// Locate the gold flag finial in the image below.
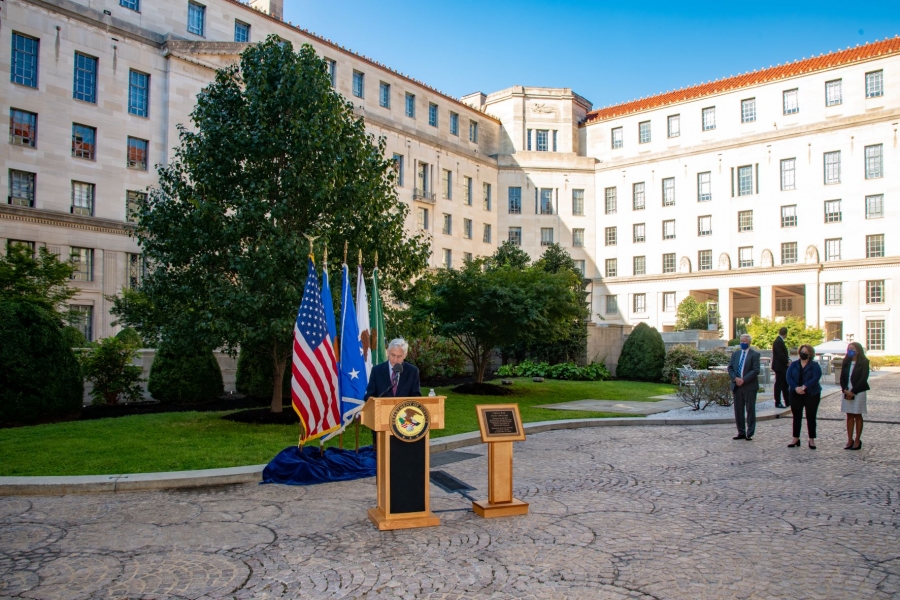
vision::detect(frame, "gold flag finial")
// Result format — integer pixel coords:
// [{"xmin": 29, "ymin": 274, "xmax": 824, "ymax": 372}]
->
[
  {"xmin": 343, "ymin": 240, "xmax": 348, "ymax": 265},
  {"xmin": 303, "ymin": 233, "xmax": 318, "ymax": 257},
  {"xmin": 323, "ymin": 245, "xmax": 328, "ymax": 264},
  {"xmin": 374, "ymin": 251, "xmax": 378, "ymax": 268},
  {"xmin": 358, "ymin": 249, "xmax": 362, "ymax": 266}
]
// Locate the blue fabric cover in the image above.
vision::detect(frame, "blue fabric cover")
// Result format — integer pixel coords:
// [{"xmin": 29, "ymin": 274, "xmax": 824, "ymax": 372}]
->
[{"xmin": 261, "ymin": 445, "xmax": 375, "ymax": 486}]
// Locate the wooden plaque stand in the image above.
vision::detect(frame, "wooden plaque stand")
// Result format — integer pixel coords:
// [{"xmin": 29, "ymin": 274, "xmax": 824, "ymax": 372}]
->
[
  {"xmin": 472, "ymin": 404, "xmax": 529, "ymax": 518},
  {"xmin": 359, "ymin": 396, "xmax": 445, "ymax": 531}
]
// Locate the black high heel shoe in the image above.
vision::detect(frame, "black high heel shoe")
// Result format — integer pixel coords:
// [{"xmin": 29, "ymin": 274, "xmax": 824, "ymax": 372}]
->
[
  {"xmin": 808, "ymin": 441, "xmax": 816, "ymax": 450},
  {"xmin": 787, "ymin": 440, "xmax": 800, "ymax": 447},
  {"xmin": 851, "ymin": 440, "xmax": 862, "ymax": 450}
]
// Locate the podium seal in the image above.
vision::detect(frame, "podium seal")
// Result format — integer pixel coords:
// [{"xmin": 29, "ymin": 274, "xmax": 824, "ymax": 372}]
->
[{"xmin": 389, "ymin": 400, "xmax": 430, "ymax": 442}]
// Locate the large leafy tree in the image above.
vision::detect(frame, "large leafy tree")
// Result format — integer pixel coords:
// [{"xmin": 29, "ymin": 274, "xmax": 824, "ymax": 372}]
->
[
  {"xmin": 132, "ymin": 37, "xmax": 429, "ymax": 412},
  {"xmin": 675, "ymin": 296, "xmax": 722, "ymax": 335},
  {"xmin": 0, "ymin": 244, "xmax": 76, "ymax": 315},
  {"xmin": 746, "ymin": 315, "xmax": 823, "ymax": 350}
]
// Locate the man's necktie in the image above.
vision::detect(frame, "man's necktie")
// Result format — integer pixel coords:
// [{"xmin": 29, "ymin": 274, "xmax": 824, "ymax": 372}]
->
[
  {"xmin": 738, "ymin": 351, "xmax": 746, "ymax": 377},
  {"xmin": 391, "ymin": 371, "xmax": 399, "ymax": 396}
]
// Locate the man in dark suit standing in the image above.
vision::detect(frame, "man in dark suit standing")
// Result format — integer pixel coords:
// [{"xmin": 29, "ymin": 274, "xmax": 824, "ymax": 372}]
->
[
  {"xmin": 772, "ymin": 326, "xmax": 791, "ymax": 408},
  {"xmin": 728, "ymin": 333, "xmax": 761, "ymax": 440},
  {"xmin": 364, "ymin": 338, "xmax": 422, "ymax": 401}
]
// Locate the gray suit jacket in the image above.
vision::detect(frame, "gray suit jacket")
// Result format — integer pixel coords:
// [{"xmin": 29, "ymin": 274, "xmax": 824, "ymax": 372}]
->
[{"xmin": 727, "ymin": 348, "xmax": 760, "ymax": 392}]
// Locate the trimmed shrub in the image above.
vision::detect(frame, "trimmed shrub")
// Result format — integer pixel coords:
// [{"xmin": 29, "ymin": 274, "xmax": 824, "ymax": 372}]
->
[
  {"xmin": 616, "ymin": 322, "xmax": 666, "ymax": 382},
  {"xmin": 0, "ymin": 301, "xmax": 83, "ymax": 424},
  {"xmin": 148, "ymin": 338, "xmax": 223, "ymax": 404},
  {"xmin": 869, "ymin": 356, "xmax": 900, "ymax": 369},
  {"xmin": 662, "ymin": 344, "xmax": 702, "ymax": 384},
  {"xmin": 235, "ymin": 347, "xmax": 291, "ymax": 400},
  {"xmin": 115, "ymin": 327, "xmax": 143, "ymax": 348},
  {"xmin": 80, "ymin": 336, "xmax": 144, "ymax": 405},
  {"xmin": 496, "ymin": 359, "xmax": 611, "ymax": 381},
  {"xmin": 703, "ymin": 347, "xmax": 731, "ymax": 369},
  {"xmin": 407, "ymin": 336, "xmax": 468, "ymax": 380},
  {"xmin": 61, "ymin": 325, "xmax": 88, "ymax": 349}
]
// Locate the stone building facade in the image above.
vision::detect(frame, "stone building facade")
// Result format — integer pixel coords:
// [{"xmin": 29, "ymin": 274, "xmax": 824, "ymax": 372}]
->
[{"xmin": 2, "ymin": 0, "xmax": 898, "ymax": 354}]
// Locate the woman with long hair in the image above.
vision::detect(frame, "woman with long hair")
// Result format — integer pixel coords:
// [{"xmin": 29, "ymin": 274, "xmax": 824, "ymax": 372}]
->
[
  {"xmin": 785, "ymin": 344, "xmax": 823, "ymax": 449},
  {"xmin": 840, "ymin": 342, "xmax": 870, "ymax": 450}
]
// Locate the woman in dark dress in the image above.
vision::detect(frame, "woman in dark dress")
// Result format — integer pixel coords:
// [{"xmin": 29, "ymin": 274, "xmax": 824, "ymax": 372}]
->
[
  {"xmin": 785, "ymin": 344, "xmax": 823, "ymax": 449},
  {"xmin": 840, "ymin": 342, "xmax": 870, "ymax": 450}
]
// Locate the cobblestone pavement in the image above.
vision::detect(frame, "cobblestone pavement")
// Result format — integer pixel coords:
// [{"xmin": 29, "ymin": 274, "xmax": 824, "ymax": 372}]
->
[{"xmin": 2, "ymin": 375, "xmax": 899, "ymax": 600}]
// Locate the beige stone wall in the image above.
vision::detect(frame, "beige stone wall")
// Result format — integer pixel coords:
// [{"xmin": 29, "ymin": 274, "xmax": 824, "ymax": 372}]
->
[{"xmin": 586, "ymin": 323, "xmax": 632, "ymax": 375}]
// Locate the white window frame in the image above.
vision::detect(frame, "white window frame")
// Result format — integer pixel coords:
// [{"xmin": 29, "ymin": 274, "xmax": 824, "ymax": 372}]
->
[
  {"xmin": 702, "ymin": 107, "xmax": 715, "ymax": 131},
  {"xmin": 783, "ymin": 89, "xmax": 799, "ymax": 115},
  {"xmin": 825, "ymin": 79, "xmax": 842, "ymax": 106},
  {"xmin": 741, "ymin": 98, "xmax": 756, "ymax": 123},
  {"xmin": 667, "ymin": 114, "xmax": 680, "ymax": 138}
]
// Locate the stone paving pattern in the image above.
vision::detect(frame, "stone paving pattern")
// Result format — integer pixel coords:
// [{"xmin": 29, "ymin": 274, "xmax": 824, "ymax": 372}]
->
[{"xmin": 2, "ymin": 375, "xmax": 899, "ymax": 599}]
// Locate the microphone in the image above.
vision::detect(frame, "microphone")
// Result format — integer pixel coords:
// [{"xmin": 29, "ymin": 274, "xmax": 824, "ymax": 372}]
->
[
  {"xmin": 375, "ymin": 362, "xmax": 404, "ymax": 397},
  {"xmin": 393, "ymin": 362, "xmax": 403, "ymax": 375}
]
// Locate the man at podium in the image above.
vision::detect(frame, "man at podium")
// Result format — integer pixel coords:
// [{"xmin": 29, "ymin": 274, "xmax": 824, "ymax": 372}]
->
[{"xmin": 365, "ymin": 338, "xmax": 421, "ymax": 400}]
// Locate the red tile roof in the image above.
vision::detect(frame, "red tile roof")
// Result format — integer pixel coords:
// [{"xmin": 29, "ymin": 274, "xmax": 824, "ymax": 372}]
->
[{"xmin": 582, "ymin": 37, "xmax": 900, "ymax": 125}]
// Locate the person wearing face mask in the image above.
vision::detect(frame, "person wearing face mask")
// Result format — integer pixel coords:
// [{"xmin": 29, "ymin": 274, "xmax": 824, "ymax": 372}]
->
[
  {"xmin": 785, "ymin": 344, "xmax": 823, "ymax": 449},
  {"xmin": 839, "ymin": 342, "xmax": 870, "ymax": 450},
  {"xmin": 727, "ymin": 334, "xmax": 761, "ymax": 440}
]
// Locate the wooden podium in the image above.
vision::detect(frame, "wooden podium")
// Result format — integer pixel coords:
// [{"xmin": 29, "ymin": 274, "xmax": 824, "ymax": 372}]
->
[{"xmin": 359, "ymin": 396, "xmax": 445, "ymax": 531}]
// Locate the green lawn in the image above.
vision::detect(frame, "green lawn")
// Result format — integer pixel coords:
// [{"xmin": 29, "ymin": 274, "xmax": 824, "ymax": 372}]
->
[{"xmin": 0, "ymin": 378, "xmax": 674, "ymax": 476}]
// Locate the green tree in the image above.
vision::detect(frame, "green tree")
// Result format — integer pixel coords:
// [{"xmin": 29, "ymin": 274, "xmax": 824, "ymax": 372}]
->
[
  {"xmin": 79, "ymin": 336, "xmax": 143, "ymax": 405},
  {"xmin": 746, "ymin": 315, "xmax": 824, "ymax": 350},
  {"xmin": 616, "ymin": 322, "xmax": 667, "ymax": 381},
  {"xmin": 488, "ymin": 241, "xmax": 531, "ymax": 270},
  {"xmin": 529, "ymin": 243, "xmax": 590, "ymax": 363},
  {"xmin": 0, "ymin": 244, "xmax": 76, "ymax": 315},
  {"xmin": 130, "ymin": 37, "xmax": 429, "ymax": 413},
  {"xmin": 675, "ymin": 296, "xmax": 722, "ymax": 334},
  {"xmin": 148, "ymin": 337, "xmax": 223, "ymax": 404}
]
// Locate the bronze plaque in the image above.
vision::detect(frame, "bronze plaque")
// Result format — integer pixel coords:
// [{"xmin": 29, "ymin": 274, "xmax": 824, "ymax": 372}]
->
[{"xmin": 476, "ymin": 404, "xmax": 526, "ymax": 443}]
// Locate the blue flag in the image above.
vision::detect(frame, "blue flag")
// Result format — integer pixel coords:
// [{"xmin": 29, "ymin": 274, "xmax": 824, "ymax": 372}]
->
[{"xmin": 337, "ymin": 263, "xmax": 367, "ymax": 429}]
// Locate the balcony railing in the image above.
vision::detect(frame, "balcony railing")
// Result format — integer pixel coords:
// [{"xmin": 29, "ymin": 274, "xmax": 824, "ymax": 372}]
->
[{"xmin": 413, "ymin": 188, "xmax": 436, "ymax": 203}]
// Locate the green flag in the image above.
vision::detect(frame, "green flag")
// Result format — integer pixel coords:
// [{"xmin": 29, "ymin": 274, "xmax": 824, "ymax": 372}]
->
[{"xmin": 370, "ymin": 266, "xmax": 387, "ymax": 366}]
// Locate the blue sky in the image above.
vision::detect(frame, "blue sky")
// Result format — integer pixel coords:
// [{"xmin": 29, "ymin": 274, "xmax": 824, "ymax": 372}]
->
[{"xmin": 285, "ymin": 1, "xmax": 900, "ymax": 110}]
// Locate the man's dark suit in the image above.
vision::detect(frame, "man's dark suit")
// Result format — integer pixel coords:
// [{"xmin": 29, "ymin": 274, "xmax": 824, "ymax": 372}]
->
[
  {"xmin": 772, "ymin": 335, "xmax": 791, "ymax": 407},
  {"xmin": 728, "ymin": 347, "xmax": 761, "ymax": 438},
  {"xmin": 364, "ymin": 361, "xmax": 422, "ymax": 401}
]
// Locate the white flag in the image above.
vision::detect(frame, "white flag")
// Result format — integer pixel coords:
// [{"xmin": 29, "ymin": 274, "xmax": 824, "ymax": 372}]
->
[{"xmin": 356, "ymin": 265, "xmax": 373, "ymax": 378}]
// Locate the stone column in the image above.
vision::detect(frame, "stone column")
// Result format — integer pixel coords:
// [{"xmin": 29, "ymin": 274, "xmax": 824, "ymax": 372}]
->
[
  {"xmin": 718, "ymin": 287, "xmax": 731, "ymax": 340},
  {"xmin": 760, "ymin": 285, "xmax": 774, "ymax": 319}
]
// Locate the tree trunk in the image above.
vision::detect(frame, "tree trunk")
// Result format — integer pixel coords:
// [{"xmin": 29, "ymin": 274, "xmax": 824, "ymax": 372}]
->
[
  {"xmin": 271, "ymin": 344, "xmax": 286, "ymax": 413},
  {"xmin": 475, "ymin": 353, "xmax": 490, "ymax": 383}
]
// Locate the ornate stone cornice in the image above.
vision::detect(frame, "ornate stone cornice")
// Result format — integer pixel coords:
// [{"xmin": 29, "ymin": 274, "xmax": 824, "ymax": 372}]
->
[{"xmin": 0, "ymin": 205, "xmax": 134, "ymax": 237}]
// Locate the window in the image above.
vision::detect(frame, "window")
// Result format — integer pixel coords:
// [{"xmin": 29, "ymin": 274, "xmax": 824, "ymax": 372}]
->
[
  {"xmin": 865, "ymin": 144, "xmax": 883, "ymax": 179},
  {"xmin": 126, "ymin": 253, "xmax": 145, "ymax": 289},
  {"xmin": 126, "ymin": 190, "xmax": 145, "ymax": 223},
  {"xmin": 825, "ymin": 238, "xmax": 841, "ymax": 261},
  {"xmin": 605, "ymin": 187, "xmax": 617, "ymax": 214},
  {"xmin": 536, "ymin": 129, "xmax": 549, "ymax": 151},
  {"xmin": 825, "ymin": 283, "xmax": 842, "ymax": 305},
  {"xmin": 825, "ymin": 79, "xmax": 842, "ymax": 106},
  {"xmin": 824, "ymin": 199, "xmax": 842, "ymax": 223},
  {"xmin": 428, "ymin": 103, "xmax": 438, "ymax": 127},
  {"xmin": 442, "ymin": 169, "xmax": 451, "ymax": 199},
  {"xmin": 638, "ymin": 121, "xmax": 651, "ymax": 144},
  {"xmin": 128, "ymin": 70, "xmax": 150, "ymax": 117},
  {"xmin": 127, "ymin": 137, "xmax": 148, "ymax": 170},
  {"xmin": 450, "ymin": 112, "xmax": 459, "ymax": 136},
  {"xmin": 606, "ymin": 295, "xmax": 618, "ymax": 315},
  {"xmin": 234, "ymin": 20, "xmax": 250, "ymax": 42},
  {"xmin": 483, "ymin": 223, "xmax": 492, "ymax": 244},
  {"xmin": 508, "ymin": 187, "xmax": 522, "ymax": 214},
  {"xmin": 697, "ymin": 172, "xmax": 711, "ymax": 202},
  {"xmin": 702, "ymin": 107, "xmax": 715, "ymax": 131},
  {"xmin": 824, "ymin": 151, "xmax": 840, "ymax": 184},
  {"xmin": 508, "ymin": 227, "xmax": 522, "ymax": 246},
  {"xmin": 775, "ymin": 298, "xmax": 794, "ymax": 312},
  {"xmin": 463, "ymin": 176, "xmax": 472, "ymax": 205},
  {"xmin": 633, "ymin": 182, "xmax": 645, "ymax": 210},
  {"xmin": 540, "ymin": 228, "xmax": 554, "ymax": 246},
  {"xmin": 605, "ymin": 258, "xmax": 617, "ymax": 277},
  {"xmin": 780, "ymin": 158, "xmax": 796, "ymax": 191},
  {"xmin": 463, "ymin": 218, "xmax": 473, "ymax": 239},
  {"xmin": 442, "ymin": 213, "xmax": 452, "ymax": 235},
  {"xmin": 553, "ymin": 130, "xmax": 558, "ymax": 152},
  {"xmin": 866, "ymin": 70, "xmax": 884, "ymax": 98},
  {"xmin": 72, "ymin": 124, "xmax": 96, "ymax": 160},
  {"xmin": 866, "ymin": 194, "xmax": 884, "ymax": 219},
  {"xmin": 526, "ymin": 129, "xmax": 532, "ymax": 151},
  {"xmin": 662, "ymin": 253, "xmax": 676, "ymax": 273},
  {"xmin": 662, "ymin": 219, "xmax": 675, "ymax": 240},
  {"xmin": 416, "ymin": 161, "xmax": 429, "ymax": 196},
  {"xmin": 633, "ymin": 223, "xmax": 645, "ymax": 243},
  {"xmin": 352, "ymin": 71, "xmax": 364, "ymax": 98},
  {"xmin": 483, "ymin": 183, "xmax": 491, "ymax": 211},
  {"xmin": 698, "ymin": 215, "xmax": 712, "ymax": 237},
  {"xmin": 8, "ymin": 170, "xmax": 36, "ymax": 207},
  {"xmin": 416, "ymin": 207, "xmax": 429, "ymax": 231},
  {"xmin": 825, "ymin": 321, "xmax": 843, "ymax": 341},
  {"xmin": 738, "ymin": 247, "xmax": 753, "ymax": 268},
  {"xmin": 633, "ymin": 293, "xmax": 646, "ymax": 313},
  {"xmin": 572, "ymin": 189, "xmax": 584, "ymax": 215},
  {"xmin": 781, "ymin": 205, "xmax": 797, "ymax": 228},
  {"xmin": 738, "ymin": 210, "xmax": 753, "ymax": 232},
  {"xmin": 187, "ymin": 2, "xmax": 205, "ymax": 36},
  {"xmin": 698, "ymin": 250, "xmax": 712, "ymax": 271},
  {"xmin": 663, "ymin": 292, "xmax": 676, "ymax": 312},
  {"xmin": 73, "ymin": 53, "xmax": 97, "ymax": 103},
  {"xmin": 9, "ymin": 109, "xmax": 37, "ymax": 147},
  {"xmin": 325, "ymin": 59, "xmax": 336, "ymax": 87},
  {"xmin": 405, "ymin": 93, "xmax": 415, "ymax": 118},
  {"xmin": 605, "ymin": 226, "xmax": 617, "ymax": 246},
  {"xmin": 71, "ymin": 182, "xmax": 94, "ymax": 216},
  {"xmin": 867, "ymin": 234, "xmax": 885, "ymax": 258},
  {"xmin": 392, "ymin": 154, "xmax": 404, "ymax": 186},
  {"xmin": 11, "ymin": 33, "xmax": 39, "ymax": 88},
  {"xmin": 783, "ymin": 89, "xmax": 799, "ymax": 114},
  {"xmin": 378, "ymin": 82, "xmax": 390, "ymax": 108},
  {"xmin": 633, "ymin": 256, "xmax": 646, "ymax": 276},
  {"xmin": 741, "ymin": 98, "xmax": 756, "ymax": 123},
  {"xmin": 7, "ymin": 240, "xmax": 35, "ymax": 254},
  {"xmin": 866, "ymin": 280, "xmax": 884, "ymax": 304},
  {"xmin": 463, "ymin": 252, "xmax": 473, "ymax": 263},
  {"xmin": 662, "ymin": 177, "xmax": 675, "ymax": 206},
  {"xmin": 611, "ymin": 126, "xmax": 623, "ymax": 149},
  {"xmin": 469, "ymin": 121, "xmax": 478, "ymax": 143},
  {"xmin": 539, "ymin": 189, "xmax": 553, "ymax": 215},
  {"xmin": 867, "ymin": 320, "xmax": 885, "ymax": 351},
  {"xmin": 443, "ymin": 249, "xmax": 452, "ymax": 269},
  {"xmin": 781, "ymin": 242, "xmax": 798, "ymax": 264},
  {"xmin": 574, "ymin": 260, "xmax": 585, "ymax": 276},
  {"xmin": 573, "ymin": 228, "xmax": 584, "ymax": 247},
  {"xmin": 120, "ymin": 0, "xmax": 140, "ymax": 11},
  {"xmin": 70, "ymin": 247, "xmax": 93, "ymax": 282},
  {"xmin": 667, "ymin": 114, "xmax": 680, "ymax": 138},
  {"xmin": 69, "ymin": 305, "xmax": 94, "ymax": 342},
  {"xmin": 737, "ymin": 165, "xmax": 753, "ymax": 196}
]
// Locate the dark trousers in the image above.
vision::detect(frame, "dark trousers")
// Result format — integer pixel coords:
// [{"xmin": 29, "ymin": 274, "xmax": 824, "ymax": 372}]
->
[
  {"xmin": 791, "ymin": 393, "xmax": 821, "ymax": 438},
  {"xmin": 773, "ymin": 370, "xmax": 790, "ymax": 407},
  {"xmin": 733, "ymin": 386, "xmax": 757, "ymax": 437}
]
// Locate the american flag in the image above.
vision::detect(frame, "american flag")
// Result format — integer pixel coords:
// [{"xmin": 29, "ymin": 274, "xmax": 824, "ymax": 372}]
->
[{"xmin": 291, "ymin": 258, "xmax": 341, "ymax": 443}]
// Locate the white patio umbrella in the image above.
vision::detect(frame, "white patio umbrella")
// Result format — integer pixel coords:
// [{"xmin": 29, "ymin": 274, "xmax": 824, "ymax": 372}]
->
[{"xmin": 814, "ymin": 339, "xmax": 850, "ymax": 355}]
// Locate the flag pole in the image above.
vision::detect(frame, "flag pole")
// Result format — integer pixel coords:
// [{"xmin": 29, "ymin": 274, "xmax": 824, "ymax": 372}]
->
[
  {"xmin": 299, "ymin": 234, "xmax": 318, "ymax": 449},
  {"xmin": 356, "ymin": 248, "xmax": 364, "ymax": 452}
]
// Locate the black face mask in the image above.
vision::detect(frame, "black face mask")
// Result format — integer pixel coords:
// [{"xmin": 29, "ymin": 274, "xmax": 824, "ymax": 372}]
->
[{"xmin": 799, "ymin": 352, "xmax": 810, "ymax": 360}]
